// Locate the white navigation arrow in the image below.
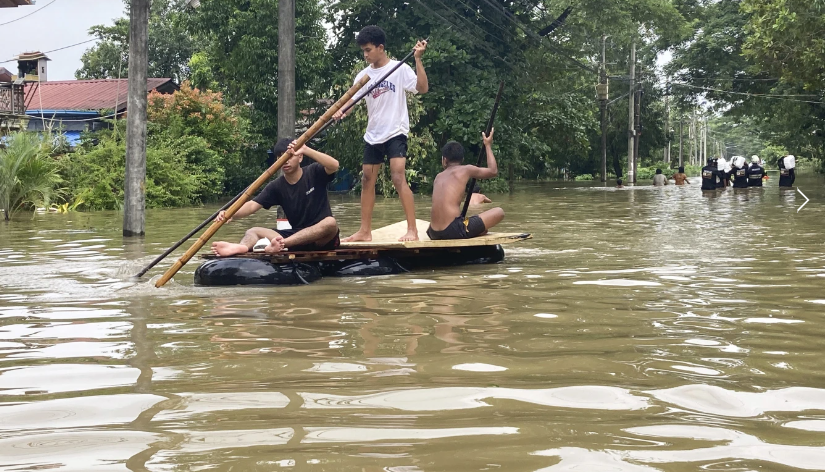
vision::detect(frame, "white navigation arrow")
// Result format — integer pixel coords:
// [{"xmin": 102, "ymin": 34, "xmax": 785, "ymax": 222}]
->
[{"xmin": 797, "ymin": 188, "xmax": 810, "ymax": 213}]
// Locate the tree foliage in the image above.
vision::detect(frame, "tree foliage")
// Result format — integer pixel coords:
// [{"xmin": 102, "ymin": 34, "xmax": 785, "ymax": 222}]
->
[
  {"xmin": 76, "ymin": 0, "xmax": 194, "ymax": 83},
  {"xmin": 184, "ymin": 0, "xmax": 329, "ymax": 141}
]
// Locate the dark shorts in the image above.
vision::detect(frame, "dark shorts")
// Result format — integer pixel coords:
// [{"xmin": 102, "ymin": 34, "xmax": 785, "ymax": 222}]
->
[
  {"xmin": 363, "ymin": 134, "xmax": 408, "ymax": 165},
  {"xmin": 276, "ymin": 228, "xmax": 340, "ymax": 252},
  {"xmin": 426, "ymin": 216, "xmax": 486, "ymax": 240}
]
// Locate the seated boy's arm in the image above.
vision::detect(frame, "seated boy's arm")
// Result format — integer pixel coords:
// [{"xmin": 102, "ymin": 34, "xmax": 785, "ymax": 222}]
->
[
  {"xmin": 301, "ymin": 146, "xmax": 340, "ymax": 174},
  {"xmin": 217, "ymin": 200, "xmax": 262, "ymax": 222}
]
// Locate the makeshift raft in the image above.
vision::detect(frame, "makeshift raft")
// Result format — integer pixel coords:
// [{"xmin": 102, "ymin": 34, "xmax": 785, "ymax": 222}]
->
[{"xmin": 195, "ymin": 220, "xmax": 531, "ymax": 286}]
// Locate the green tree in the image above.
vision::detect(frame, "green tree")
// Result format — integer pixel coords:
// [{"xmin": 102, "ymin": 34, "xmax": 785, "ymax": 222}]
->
[
  {"xmin": 184, "ymin": 0, "xmax": 329, "ymax": 141},
  {"xmin": 76, "ymin": 0, "xmax": 194, "ymax": 83},
  {"xmin": 742, "ymin": 0, "xmax": 825, "ymax": 92}
]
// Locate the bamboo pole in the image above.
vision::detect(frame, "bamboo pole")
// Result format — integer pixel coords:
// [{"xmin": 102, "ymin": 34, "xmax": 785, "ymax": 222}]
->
[{"xmin": 154, "ymin": 75, "xmax": 370, "ymax": 288}]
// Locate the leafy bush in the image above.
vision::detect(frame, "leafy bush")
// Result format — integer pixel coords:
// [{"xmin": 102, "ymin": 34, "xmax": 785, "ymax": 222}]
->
[
  {"xmin": 61, "ymin": 82, "xmax": 265, "ymax": 210},
  {"xmin": 574, "ymin": 174, "xmax": 595, "ymax": 181},
  {"xmin": 0, "ymin": 132, "xmax": 62, "ymax": 220}
]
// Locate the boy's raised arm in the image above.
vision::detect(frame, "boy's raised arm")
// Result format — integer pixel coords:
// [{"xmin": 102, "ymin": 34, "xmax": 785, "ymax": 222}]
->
[{"xmin": 414, "ymin": 40, "xmax": 428, "ymax": 94}]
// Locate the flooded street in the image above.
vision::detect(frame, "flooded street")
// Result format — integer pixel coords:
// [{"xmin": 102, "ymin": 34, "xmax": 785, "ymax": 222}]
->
[{"xmin": 1, "ymin": 176, "xmax": 824, "ymax": 471}]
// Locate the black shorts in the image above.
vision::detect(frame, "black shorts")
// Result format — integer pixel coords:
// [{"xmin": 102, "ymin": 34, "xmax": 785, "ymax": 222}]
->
[
  {"xmin": 275, "ymin": 228, "xmax": 340, "ymax": 252},
  {"xmin": 363, "ymin": 134, "xmax": 408, "ymax": 165},
  {"xmin": 426, "ymin": 216, "xmax": 486, "ymax": 240}
]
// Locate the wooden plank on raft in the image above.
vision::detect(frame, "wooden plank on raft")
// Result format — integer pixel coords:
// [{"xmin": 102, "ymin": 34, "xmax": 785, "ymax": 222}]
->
[{"xmin": 339, "ymin": 219, "xmax": 531, "ymax": 249}]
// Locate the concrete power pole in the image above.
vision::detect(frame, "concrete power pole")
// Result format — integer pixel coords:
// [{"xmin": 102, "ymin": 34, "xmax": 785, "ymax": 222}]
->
[
  {"xmin": 633, "ymin": 88, "xmax": 641, "ymax": 182},
  {"xmin": 627, "ymin": 42, "xmax": 636, "ymax": 183},
  {"xmin": 123, "ymin": 0, "xmax": 150, "ymax": 237},
  {"xmin": 678, "ymin": 117, "xmax": 683, "ymax": 168},
  {"xmin": 277, "ymin": 0, "xmax": 296, "ymax": 140},
  {"xmin": 703, "ymin": 117, "xmax": 708, "ymax": 164},
  {"xmin": 664, "ymin": 78, "xmax": 670, "ymax": 166},
  {"xmin": 598, "ymin": 34, "xmax": 608, "ymax": 182}
]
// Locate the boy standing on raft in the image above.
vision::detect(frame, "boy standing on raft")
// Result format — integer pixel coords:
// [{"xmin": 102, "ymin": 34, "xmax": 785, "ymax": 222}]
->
[
  {"xmin": 333, "ymin": 26, "xmax": 429, "ymax": 242},
  {"xmin": 427, "ymin": 130, "xmax": 505, "ymax": 240}
]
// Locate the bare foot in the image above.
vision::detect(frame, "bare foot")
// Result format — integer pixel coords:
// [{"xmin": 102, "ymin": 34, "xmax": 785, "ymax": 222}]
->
[
  {"xmin": 342, "ymin": 230, "xmax": 372, "ymax": 242},
  {"xmin": 264, "ymin": 238, "xmax": 285, "ymax": 253},
  {"xmin": 212, "ymin": 241, "xmax": 249, "ymax": 257},
  {"xmin": 399, "ymin": 227, "xmax": 419, "ymax": 242}
]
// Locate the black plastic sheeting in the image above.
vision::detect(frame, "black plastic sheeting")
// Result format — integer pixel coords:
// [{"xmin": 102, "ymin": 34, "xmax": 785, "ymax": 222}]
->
[{"xmin": 194, "ymin": 245, "xmax": 505, "ymax": 286}]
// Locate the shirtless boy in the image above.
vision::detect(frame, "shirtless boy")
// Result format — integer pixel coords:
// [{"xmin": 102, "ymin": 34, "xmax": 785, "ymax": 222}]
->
[
  {"xmin": 427, "ymin": 130, "xmax": 504, "ymax": 240},
  {"xmin": 673, "ymin": 167, "xmax": 690, "ymax": 185}
]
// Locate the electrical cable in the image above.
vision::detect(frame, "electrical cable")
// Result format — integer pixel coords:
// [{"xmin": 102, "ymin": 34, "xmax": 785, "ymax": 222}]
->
[
  {"xmin": 0, "ymin": 0, "xmax": 58, "ymax": 26},
  {"xmin": 0, "ymin": 38, "xmax": 97, "ymax": 65},
  {"xmin": 671, "ymin": 82, "xmax": 824, "ymax": 104}
]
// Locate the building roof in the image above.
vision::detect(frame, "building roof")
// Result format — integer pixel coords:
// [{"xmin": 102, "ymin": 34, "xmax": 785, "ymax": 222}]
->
[
  {"xmin": 0, "ymin": 67, "xmax": 13, "ymax": 82},
  {"xmin": 15, "ymin": 51, "xmax": 51, "ymax": 62},
  {"xmin": 23, "ymin": 78, "xmax": 177, "ymax": 112},
  {"xmin": 0, "ymin": 0, "xmax": 35, "ymax": 7}
]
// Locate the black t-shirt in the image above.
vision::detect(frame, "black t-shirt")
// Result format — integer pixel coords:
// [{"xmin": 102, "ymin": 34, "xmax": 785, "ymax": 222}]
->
[
  {"xmin": 701, "ymin": 165, "xmax": 717, "ymax": 190},
  {"xmin": 253, "ymin": 163, "xmax": 335, "ymax": 230},
  {"xmin": 732, "ymin": 167, "xmax": 749, "ymax": 188},
  {"xmin": 748, "ymin": 164, "xmax": 765, "ymax": 187}
]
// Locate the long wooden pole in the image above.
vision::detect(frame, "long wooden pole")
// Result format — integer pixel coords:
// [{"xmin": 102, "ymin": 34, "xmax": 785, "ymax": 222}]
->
[
  {"xmin": 460, "ymin": 81, "xmax": 504, "ymax": 219},
  {"xmin": 154, "ymin": 75, "xmax": 370, "ymax": 288}
]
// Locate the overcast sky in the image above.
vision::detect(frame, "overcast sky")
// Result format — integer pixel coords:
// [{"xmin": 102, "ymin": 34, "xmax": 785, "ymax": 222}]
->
[{"xmin": 1, "ymin": 0, "xmax": 126, "ymax": 80}]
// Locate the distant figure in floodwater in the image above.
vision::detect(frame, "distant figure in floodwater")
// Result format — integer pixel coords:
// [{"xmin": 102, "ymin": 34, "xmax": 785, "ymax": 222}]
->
[
  {"xmin": 731, "ymin": 156, "xmax": 749, "ymax": 188},
  {"xmin": 428, "ymin": 129, "xmax": 504, "ymax": 240},
  {"xmin": 469, "ymin": 184, "xmax": 492, "ymax": 206},
  {"xmin": 616, "ymin": 179, "xmax": 624, "ymax": 188},
  {"xmin": 211, "ymin": 138, "xmax": 340, "ymax": 256},
  {"xmin": 701, "ymin": 158, "xmax": 718, "ymax": 191},
  {"xmin": 778, "ymin": 154, "xmax": 796, "ymax": 187},
  {"xmin": 748, "ymin": 155, "xmax": 767, "ymax": 187},
  {"xmin": 673, "ymin": 167, "xmax": 690, "ymax": 185},
  {"xmin": 717, "ymin": 157, "xmax": 731, "ymax": 188},
  {"xmin": 653, "ymin": 168, "xmax": 668, "ymax": 186}
]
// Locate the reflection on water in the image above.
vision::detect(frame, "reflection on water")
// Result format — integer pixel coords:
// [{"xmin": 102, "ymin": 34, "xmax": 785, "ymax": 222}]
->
[{"xmin": 1, "ymin": 177, "xmax": 825, "ymax": 470}]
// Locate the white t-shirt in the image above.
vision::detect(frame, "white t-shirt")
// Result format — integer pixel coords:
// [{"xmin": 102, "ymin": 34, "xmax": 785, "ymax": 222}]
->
[{"xmin": 353, "ymin": 60, "xmax": 418, "ymax": 145}]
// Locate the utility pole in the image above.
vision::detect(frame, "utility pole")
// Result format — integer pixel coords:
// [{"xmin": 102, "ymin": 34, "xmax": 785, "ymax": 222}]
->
[
  {"xmin": 627, "ymin": 42, "xmax": 636, "ymax": 184},
  {"xmin": 123, "ymin": 0, "xmax": 150, "ymax": 237},
  {"xmin": 703, "ymin": 117, "xmax": 708, "ymax": 165},
  {"xmin": 598, "ymin": 34, "xmax": 608, "ymax": 182},
  {"xmin": 277, "ymin": 0, "xmax": 296, "ymax": 140},
  {"xmin": 678, "ymin": 117, "xmax": 683, "ymax": 168},
  {"xmin": 692, "ymin": 109, "xmax": 698, "ymax": 165},
  {"xmin": 633, "ymin": 87, "xmax": 642, "ymax": 182},
  {"xmin": 664, "ymin": 78, "xmax": 670, "ymax": 166}
]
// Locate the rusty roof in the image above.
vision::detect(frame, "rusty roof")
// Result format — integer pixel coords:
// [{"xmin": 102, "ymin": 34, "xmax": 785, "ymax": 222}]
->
[{"xmin": 23, "ymin": 78, "xmax": 175, "ymax": 111}]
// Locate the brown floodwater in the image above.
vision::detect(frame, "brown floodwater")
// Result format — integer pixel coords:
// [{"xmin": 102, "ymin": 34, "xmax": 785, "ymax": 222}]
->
[{"xmin": 1, "ymin": 174, "xmax": 824, "ymax": 471}]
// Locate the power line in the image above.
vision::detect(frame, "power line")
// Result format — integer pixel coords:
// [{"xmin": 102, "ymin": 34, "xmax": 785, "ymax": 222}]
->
[
  {"xmin": 471, "ymin": 0, "xmax": 597, "ymax": 74},
  {"xmin": 0, "ymin": 0, "xmax": 58, "ymax": 27},
  {"xmin": 671, "ymin": 82, "xmax": 824, "ymax": 104},
  {"xmin": 0, "ymin": 38, "xmax": 98, "ymax": 65},
  {"xmin": 410, "ymin": 0, "xmax": 518, "ymax": 70}
]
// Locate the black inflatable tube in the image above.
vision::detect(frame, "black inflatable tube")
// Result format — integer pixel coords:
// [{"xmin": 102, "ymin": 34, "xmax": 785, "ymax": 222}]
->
[{"xmin": 194, "ymin": 245, "xmax": 505, "ymax": 286}]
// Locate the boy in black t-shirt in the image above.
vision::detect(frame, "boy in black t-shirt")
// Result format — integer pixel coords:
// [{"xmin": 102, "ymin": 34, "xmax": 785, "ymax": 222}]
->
[{"xmin": 211, "ymin": 138, "xmax": 340, "ymax": 256}]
